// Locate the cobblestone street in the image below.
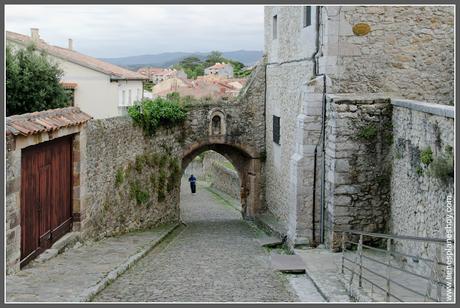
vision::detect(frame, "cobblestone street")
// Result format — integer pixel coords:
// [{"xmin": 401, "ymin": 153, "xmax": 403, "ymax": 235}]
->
[{"xmin": 92, "ymin": 181, "xmax": 301, "ymax": 302}]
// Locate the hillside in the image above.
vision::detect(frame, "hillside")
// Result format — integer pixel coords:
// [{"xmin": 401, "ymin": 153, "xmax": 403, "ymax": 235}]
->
[{"xmin": 100, "ymin": 50, "xmax": 263, "ymax": 69}]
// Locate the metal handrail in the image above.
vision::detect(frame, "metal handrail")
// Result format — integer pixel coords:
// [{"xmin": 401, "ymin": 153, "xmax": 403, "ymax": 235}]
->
[
  {"xmin": 343, "ymin": 255, "xmax": 440, "ymax": 301},
  {"xmin": 339, "ymin": 230, "xmax": 452, "ymax": 302},
  {"xmin": 336, "ymin": 229, "xmax": 451, "ymax": 243}
]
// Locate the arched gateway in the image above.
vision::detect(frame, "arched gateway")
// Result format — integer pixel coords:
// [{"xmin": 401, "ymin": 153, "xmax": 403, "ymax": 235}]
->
[
  {"xmin": 5, "ymin": 62, "xmax": 266, "ymax": 273},
  {"xmin": 182, "ymin": 140, "xmax": 262, "ymax": 219}
]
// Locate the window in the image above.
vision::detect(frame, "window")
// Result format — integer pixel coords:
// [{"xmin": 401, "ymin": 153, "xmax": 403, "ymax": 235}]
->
[
  {"xmin": 128, "ymin": 89, "xmax": 132, "ymax": 105},
  {"xmin": 303, "ymin": 6, "xmax": 312, "ymax": 28},
  {"xmin": 273, "ymin": 15, "xmax": 278, "ymax": 39},
  {"xmin": 273, "ymin": 115, "xmax": 280, "ymax": 145},
  {"xmin": 122, "ymin": 90, "xmax": 126, "ymax": 106}
]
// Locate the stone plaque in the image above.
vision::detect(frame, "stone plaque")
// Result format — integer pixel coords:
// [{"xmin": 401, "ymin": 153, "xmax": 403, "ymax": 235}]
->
[{"xmin": 352, "ymin": 23, "xmax": 371, "ymax": 36}]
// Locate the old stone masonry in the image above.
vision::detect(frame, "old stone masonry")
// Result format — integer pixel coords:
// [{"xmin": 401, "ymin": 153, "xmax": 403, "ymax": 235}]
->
[{"xmin": 5, "ymin": 4, "xmax": 455, "ymax": 304}]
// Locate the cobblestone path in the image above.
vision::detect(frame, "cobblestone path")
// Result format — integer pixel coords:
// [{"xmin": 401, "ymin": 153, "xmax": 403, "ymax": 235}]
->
[{"xmin": 93, "ymin": 182, "xmax": 299, "ymax": 302}]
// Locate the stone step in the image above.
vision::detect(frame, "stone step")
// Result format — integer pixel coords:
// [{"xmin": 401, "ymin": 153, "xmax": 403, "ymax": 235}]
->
[
  {"xmin": 256, "ymin": 236, "xmax": 284, "ymax": 247},
  {"xmin": 271, "ymin": 253, "xmax": 306, "ymax": 274},
  {"xmin": 34, "ymin": 232, "xmax": 81, "ymax": 264}
]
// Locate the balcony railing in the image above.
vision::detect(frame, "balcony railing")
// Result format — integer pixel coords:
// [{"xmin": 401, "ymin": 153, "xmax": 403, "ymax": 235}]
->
[{"xmin": 338, "ymin": 230, "xmax": 455, "ymax": 302}]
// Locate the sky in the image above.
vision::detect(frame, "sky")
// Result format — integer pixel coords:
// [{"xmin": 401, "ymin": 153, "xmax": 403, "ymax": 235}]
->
[{"xmin": 5, "ymin": 5, "xmax": 264, "ymax": 58}]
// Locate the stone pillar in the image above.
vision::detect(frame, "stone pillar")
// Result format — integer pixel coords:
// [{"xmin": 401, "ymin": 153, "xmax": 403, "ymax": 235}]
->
[
  {"xmin": 286, "ymin": 77, "xmax": 325, "ymax": 248},
  {"xmin": 242, "ymin": 158, "xmax": 262, "ymax": 219},
  {"xmin": 6, "ymin": 142, "xmax": 21, "ymax": 275}
]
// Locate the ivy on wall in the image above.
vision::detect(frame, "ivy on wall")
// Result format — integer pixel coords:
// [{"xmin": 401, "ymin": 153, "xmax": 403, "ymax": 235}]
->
[{"xmin": 114, "ymin": 151, "xmax": 182, "ymax": 206}]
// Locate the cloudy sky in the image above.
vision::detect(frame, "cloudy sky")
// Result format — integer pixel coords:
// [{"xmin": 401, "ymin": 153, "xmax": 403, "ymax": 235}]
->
[{"xmin": 5, "ymin": 5, "xmax": 264, "ymax": 58}]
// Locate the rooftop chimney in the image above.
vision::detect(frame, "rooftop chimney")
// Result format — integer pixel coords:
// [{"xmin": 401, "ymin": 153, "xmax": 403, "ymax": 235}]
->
[
  {"xmin": 30, "ymin": 28, "xmax": 40, "ymax": 41},
  {"xmin": 68, "ymin": 38, "xmax": 73, "ymax": 50}
]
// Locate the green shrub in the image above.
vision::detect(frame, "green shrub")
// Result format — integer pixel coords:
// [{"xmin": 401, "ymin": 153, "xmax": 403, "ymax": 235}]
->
[
  {"xmin": 357, "ymin": 124, "xmax": 378, "ymax": 141},
  {"xmin": 128, "ymin": 96, "xmax": 187, "ymax": 135},
  {"xmin": 134, "ymin": 155, "xmax": 145, "ymax": 172},
  {"xmin": 167, "ymin": 158, "xmax": 181, "ymax": 192},
  {"xmin": 129, "ymin": 180, "xmax": 149, "ymax": 205},
  {"xmin": 420, "ymin": 147, "xmax": 433, "ymax": 165},
  {"xmin": 428, "ymin": 146, "xmax": 454, "ymax": 183},
  {"xmin": 115, "ymin": 168, "xmax": 124, "ymax": 187}
]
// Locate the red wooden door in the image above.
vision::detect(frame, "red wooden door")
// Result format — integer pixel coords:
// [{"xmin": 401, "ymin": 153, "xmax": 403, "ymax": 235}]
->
[{"xmin": 20, "ymin": 136, "xmax": 73, "ymax": 267}]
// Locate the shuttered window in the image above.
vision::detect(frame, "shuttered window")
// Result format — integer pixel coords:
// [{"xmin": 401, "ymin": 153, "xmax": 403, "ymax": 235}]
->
[
  {"xmin": 273, "ymin": 115, "xmax": 280, "ymax": 145},
  {"xmin": 303, "ymin": 6, "xmax": 312, "ymax": 28}
]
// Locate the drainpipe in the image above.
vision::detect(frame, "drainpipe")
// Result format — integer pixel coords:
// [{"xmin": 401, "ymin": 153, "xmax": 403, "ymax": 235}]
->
[{"xmin": 310, "ymin": 6, "xmax": 328, "ymax": 244}]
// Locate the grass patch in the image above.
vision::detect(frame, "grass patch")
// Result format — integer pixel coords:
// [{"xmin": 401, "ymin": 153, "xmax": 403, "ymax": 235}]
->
[
  {"xmin": 205, "ymin": 186, "xmax": 240, "ymax": 213},
  {"xmin": 115, "ymin": 168, "xmax": 124, "ymax": 187},
  {"xmin": 218, "ymin": 160, "xmax": 236, "ymax": 171}
]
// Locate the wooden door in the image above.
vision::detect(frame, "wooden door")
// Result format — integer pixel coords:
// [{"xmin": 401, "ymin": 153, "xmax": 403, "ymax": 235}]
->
[{"xmin": 20, "ymin": 136, "xmax": 73, "ymax": 267}]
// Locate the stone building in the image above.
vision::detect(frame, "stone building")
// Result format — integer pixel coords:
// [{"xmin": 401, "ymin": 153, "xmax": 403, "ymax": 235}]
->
[
  {"xmin": 204, "ymin": 62, "xmax": 234, "ymax": 78},
  {"xmin": 263, "ymin": 5, "xmax": 454, "ymax": 250},
  {"xmin": 137, "ymin": 67, "xmax": 187, "ymax": 84}
]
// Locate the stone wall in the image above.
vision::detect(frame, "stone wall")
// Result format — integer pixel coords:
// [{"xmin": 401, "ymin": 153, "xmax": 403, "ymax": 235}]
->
[
  {"xmin": 184, "ymin": 151, "xmax": 241, "ymax": 200},
  {"xmin": 390, "ymin": 100, "xmax": 454, "ymax": 273},
  {"xmin": 320, "ymin": 6, "xmax": 454, "ymax": 105},
  {"xmin": 324, "ymin": 95, "xmax": 393, "ymax": 249},
  {"xmin": 81, "ymin": 117, "xmax": 183, "ymax": 240},
  {"xmin": 206, "ymin": 162, "xmax": 240, "ymax": 200},
  {"xmin": 6, "ymin": 137, "xmax": 21, "ymax": 275}
]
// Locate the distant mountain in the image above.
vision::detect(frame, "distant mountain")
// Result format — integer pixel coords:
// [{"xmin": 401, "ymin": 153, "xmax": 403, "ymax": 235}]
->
[{"xmin": 100, "ymin": 50, "xmax": 263, "ymax": 70}]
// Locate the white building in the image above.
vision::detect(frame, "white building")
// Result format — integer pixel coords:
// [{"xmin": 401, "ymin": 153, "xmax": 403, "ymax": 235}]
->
[
  {"xmin": 6, "ymin": 29, "xmax": 148, "ymax": 119},
  {"xmin": 204, "ymin": 62, "xmax": 234, "ymax": 78}
]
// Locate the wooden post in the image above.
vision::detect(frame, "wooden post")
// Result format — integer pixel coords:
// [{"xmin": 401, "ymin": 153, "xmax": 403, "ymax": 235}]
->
[
  {"xmin": 358, "ymin": 234, "xmax": 363, "ymax": 288},
  {"xmin": 385, "ymin": 238, "xmax": 392, "ymax": 302}
]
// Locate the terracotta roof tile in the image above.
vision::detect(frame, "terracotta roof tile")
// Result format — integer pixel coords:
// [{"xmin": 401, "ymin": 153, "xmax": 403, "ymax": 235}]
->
[
  {"xmin": 61, "ymin": 82, "xmax": 78, "ymax": 89},
  {"xmin": 6, "ymin": 107, "xmax": 92, "ymax": 136},
  {"xmin": 6, "ymin": 31, "xmax": 148, "ymax": 81}
]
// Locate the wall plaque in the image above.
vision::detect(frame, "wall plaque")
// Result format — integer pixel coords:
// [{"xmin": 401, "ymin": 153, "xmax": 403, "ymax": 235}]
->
[{"xmin": 352, "ymin": 23, "xmax": 371, "ymax": 36}]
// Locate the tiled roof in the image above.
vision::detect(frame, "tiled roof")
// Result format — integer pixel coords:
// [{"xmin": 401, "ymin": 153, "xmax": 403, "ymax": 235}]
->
[
  {"xmin": 6, "ymin": 31, "xmax": 148, "ymax": 81},
  {"xmin": 137, "ymin": 67, "xmax": 164, "ymax": 76},
  {"xmin": 61, "ymin": 82, "xmax": 78, "ymax": 89},
  {"xmin": 6, "ymin": 107, "xmax": 92, "ymax": 136},
  {"xmin": 207, "ymin": 62, "xmax": 227, "ymax": 69},
  {"xmin": 138, "ymin": 67, "xmax": 180, "ymax": 77}
]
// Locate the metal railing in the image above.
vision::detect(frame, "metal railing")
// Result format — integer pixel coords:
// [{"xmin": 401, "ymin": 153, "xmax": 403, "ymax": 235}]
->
[{"xmin": 338, "ymin": 230, "xmax": 455, "ymax": 302}]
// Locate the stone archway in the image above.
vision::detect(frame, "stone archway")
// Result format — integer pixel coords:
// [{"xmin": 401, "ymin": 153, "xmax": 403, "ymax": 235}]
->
[{"xmin": 182, "ymin": 141, "xmax": 262, "ymax": 220}]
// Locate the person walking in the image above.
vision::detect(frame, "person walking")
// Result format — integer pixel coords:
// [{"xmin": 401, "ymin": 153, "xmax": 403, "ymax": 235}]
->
[{"xmin": 188, "ymin": 174, "xmax": 197, "ymax": 194}]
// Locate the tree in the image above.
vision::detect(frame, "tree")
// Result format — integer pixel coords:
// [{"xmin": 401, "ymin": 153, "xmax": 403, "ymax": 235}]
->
[
  {"xmin": 6, "ymin": 44, "xmax": 70, "ymax": 116},
  {"xmin": 205, "ymin": 51, "xmax": 225, "ymax": 66}
]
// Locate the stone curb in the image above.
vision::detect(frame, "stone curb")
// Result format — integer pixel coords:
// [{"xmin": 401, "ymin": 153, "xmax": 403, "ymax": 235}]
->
[
  {"xmin": 78, "ymin": 223, "xmax": 180, "ymax": 302},
  {"xmin": 293, "ymin": 251, "xmax": 351, "ymax": 303}
]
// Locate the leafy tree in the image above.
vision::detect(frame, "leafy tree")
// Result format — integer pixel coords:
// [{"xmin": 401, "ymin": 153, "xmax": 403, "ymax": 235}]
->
[
  {"xmin": 205, "ymin": 51, "xmax": 225, "ymax": 66},
  {"xmin": 6, "ymin": 44, "xmax": 70, "ymax": 116},
  {"xmin": 174, "ymin": 56, "xmax": 205, "ymax": 79},
  {"xmin": 173, "ymin": 51, "xmax": 253, "ymax": 79}
]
